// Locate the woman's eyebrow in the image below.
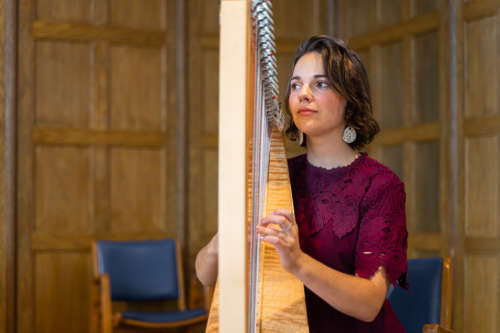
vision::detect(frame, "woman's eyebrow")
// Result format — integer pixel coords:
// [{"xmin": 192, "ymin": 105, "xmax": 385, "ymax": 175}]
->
[{"xmin": 290, "ymin": 74, "xmax": 328, "ymax": 81}]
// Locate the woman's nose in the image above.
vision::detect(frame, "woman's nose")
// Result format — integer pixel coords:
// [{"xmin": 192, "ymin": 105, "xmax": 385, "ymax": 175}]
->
[{"xmin": 298, "ymin": 84, "xmax": 312, "ymax": 103}]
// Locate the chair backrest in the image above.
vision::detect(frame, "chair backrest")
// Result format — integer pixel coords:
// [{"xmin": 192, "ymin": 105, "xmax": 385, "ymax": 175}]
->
[
  {"xmin": 95, "ymin": 239, "xmax": 183, "ymax": 303},
  {"xmin": 388, "ymin": 257, "xmax": 452, "ymax": 333}
]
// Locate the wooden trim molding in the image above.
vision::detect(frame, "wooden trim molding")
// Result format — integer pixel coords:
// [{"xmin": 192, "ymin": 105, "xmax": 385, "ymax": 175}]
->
[
  {"xmin": 464, "ymin": 237, "xmax": 500, "ymax": 254},
  {"xmin": 348, "ymin": 11, "xmax": 439, "ymax": 50},
  {"xmin": 32, "ymin": 128, "xmax": 166, "ymax": 147},
  {"xmin": 463, "ymin": 0, "xmax": 500, "ymax": 22},
  {"xmin": 32, "ymin": 21, "xmax": 167, "ymax": 47},
  {"xmin": 408, "ymin": 232, "xmax": 442, "ymax": 250},
  {"xmin": 372, "ymin": 122, "xmax": 440, "ymax": 146},
  {"xmin": 463, "ymin": 115, "xmax": 500, "ymax": 137}
]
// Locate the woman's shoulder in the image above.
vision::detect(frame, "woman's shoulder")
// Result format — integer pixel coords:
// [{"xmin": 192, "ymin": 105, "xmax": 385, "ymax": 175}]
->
[{"xmin": 357, "ymin": 154, "xmax": 404, "ymax": 188}]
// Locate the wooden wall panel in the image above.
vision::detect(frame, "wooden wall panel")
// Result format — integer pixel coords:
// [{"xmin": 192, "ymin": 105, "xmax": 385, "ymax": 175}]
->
[
  {"xmin": 415, "ymin": 141, "xmax": 440, "ymax": 233},
  {"xmin": 110, "ymin": 148, "xmax": 167, "ymax": 233},
  {"xmin": 415, "ymin": 31, "xmax": 439, "ymax": 123},
  {"xmin": 274, "ymin": 0, "xmax": 322, "ymax": 38},
  {"xmin": 35, "ymin": 252, "xmax": 90, "ymax": 333},
  {"xmin": 379, "ymin": 145, "xmax": 404, "ymax": 179},
  {"xmin": 35, "ymin": 42, "xmax": 90, "ymax": 127},
  {"xmin": 35, "ymin": 147, "xmax": 91, "ymax": 235},
  {"xmin": 110, "ymin": 0, "xmax": 164, "ymax": 29},
  {"xmin": 203, "ymin": 150, "xmax": 219, "ymax": 239},
  {"xmin": 36, "ymin": 0, "xmax": 90, "ymax": 22},
  {"xmin": 378, "ymin": 0, "xmax": 402, "ymax": 26},
  {"xmin": 379, "ymin": 41, "xmax": 404, "ymax": 129},
  {"xmin": 464, "ymin": 135, "xmax": 499, "ymax": 238},
  {"xmin": 110, "ymin": 47, "xmax": 164, "ymax": 130},
  {"xmin": 202, "ymin": 50, "xmax": 219, "ymax": 134},
  {"xmin": 464, "ymin": 255, "xmax": 498, "ymax": 333},
  {"xmin": 343, "ymin": 0, "xmax": 377, "ymax": 37},
  {"xmin": 464, "ymin": 14, "xmax": 498, "ymax": 117},
  {"xmin": 414, "ymin": 0, "xmax": 439, "ymax": 17},
  {"xmin": 201, "ymin": 0, "xmax": 220, "ymax": 36},
  {"xmin": 17, "ymin": 0, "xmax": 177, "ymax": 332}
]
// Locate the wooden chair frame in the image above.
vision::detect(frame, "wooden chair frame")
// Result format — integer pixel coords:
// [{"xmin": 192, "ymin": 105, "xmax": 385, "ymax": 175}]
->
[
  {"xmin": 422, "ymin": 257, "xmax": 453, "ymax": 333},
  {"xmin": 89, "ymin": 240, "xmax": 208, "ymax": 333}
]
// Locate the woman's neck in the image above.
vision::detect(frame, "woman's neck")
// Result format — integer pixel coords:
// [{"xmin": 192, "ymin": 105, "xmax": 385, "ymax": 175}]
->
[{"xmin": 306, "ymin": 131, "xmax": 358, "ymax": 169}]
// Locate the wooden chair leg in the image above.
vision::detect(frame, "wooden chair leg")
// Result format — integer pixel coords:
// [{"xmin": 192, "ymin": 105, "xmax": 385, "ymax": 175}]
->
[{"xmin": 99, "ymin": 274, "xmax": 113, "ymax": 333}]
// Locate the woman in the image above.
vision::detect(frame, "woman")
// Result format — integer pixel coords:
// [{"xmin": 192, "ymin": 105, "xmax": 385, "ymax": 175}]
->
[{"xmin": 195, "ymin": 35, "xmax": 408, "ymax": 333}]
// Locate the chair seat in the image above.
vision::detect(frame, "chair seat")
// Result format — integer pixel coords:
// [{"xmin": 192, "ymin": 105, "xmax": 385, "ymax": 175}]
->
[{"xmin": 122, "ymin": 308, "xmax": 207, "ymax": 323}]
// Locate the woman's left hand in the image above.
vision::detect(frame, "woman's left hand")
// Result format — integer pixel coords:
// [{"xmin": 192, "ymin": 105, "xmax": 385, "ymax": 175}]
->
[{"xmin": 256, "ymin": 209, "xmax": 304, "ymax": 275}]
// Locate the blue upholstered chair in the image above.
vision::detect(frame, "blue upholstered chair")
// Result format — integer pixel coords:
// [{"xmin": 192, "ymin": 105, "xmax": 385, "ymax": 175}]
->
[
  {"xmin": 388, "ymin": 257, "xmax": 453, "ymax": 333},
  {"xmin": 90, "ymin": 239, "xmax": 208, "ymax": 333}
]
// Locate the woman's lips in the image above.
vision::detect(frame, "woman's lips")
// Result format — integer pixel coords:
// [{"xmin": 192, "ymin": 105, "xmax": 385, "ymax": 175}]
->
[{"xmin": 298, "ymin": 108, "xmax": 317, "ymax": 115}]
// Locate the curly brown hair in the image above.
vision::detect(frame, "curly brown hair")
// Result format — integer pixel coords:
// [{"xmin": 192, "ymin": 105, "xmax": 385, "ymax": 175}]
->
[{"xmin": 284, "ymin": 35, "xmax": 379, "ymax": 150}]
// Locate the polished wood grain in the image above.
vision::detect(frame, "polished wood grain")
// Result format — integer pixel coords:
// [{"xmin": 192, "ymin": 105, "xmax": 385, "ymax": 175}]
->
[
  {"xmin": 258, "ymin": 129, "xmax": 309, "ymax": 333},
  {"xmin": 17, "ymin": 1, "xmax": 179, "ymax": 332},
  {"xmin": 32, "ymin": 127, "xmax": 166, "ymax": 147},
  {"xmin": 32, "ymin": 21, "xmax": 166, "ymax": 47},
  {"xmin": 0, "ymin": 0, "xmax": 17, "ymax": 332},
  {"xmin": 463, "ymin": 0, "xmax": 500, "ymax": 22},
  {"xmin": 348, "ymin": 11, "xmax": 439, "ymax": 50}
]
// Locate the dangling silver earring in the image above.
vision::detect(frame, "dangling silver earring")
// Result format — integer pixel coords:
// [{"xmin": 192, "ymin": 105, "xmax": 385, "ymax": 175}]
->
[
  {"xmin": 296, "ymin": 130, "xmax": 304, "ymax": 146},
  {"xmin": 343, "ymin": 126, "xmax": 356, "ymax": 144}
]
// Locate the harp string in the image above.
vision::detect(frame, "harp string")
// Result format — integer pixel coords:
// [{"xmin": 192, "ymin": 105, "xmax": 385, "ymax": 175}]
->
[{"xmin": 248, "ymin": 1, "xmax": 280, "ymax": 332}]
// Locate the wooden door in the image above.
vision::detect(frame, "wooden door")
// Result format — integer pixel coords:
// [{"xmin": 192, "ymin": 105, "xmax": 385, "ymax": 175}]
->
[{"xmin": 17, "ymin": 1, "xmax": 180, "ymax": 332}]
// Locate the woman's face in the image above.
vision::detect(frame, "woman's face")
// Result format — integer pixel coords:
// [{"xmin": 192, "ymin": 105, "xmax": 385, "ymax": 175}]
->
[{"xmin": 288, "ymin": 52, "xmax": 347, "ymax": 141}]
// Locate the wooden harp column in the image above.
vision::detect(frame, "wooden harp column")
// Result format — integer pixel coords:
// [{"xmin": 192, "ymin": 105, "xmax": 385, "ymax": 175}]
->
[{"xmin": 206, "ymin": 1, "xmax": 309, "ymax": 332}]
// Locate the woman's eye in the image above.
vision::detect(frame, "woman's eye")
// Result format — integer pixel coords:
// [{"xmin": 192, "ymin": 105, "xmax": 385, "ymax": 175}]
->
[
  {"xmin": 291, "ymin": 82, "xmax": 301, "ymax": 90},
  {"xmin": 316, "ymin": 81, "xmax": 329, "ymax": 88}
]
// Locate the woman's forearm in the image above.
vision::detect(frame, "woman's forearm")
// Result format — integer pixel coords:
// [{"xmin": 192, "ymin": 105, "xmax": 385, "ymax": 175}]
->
[
  {"xmin": 195, "ymin": 234, "xmax": 219, "ymax": 287},
  {"xmin": 294, "ymin": 253, "xmax": 388, "ymax": 322}
]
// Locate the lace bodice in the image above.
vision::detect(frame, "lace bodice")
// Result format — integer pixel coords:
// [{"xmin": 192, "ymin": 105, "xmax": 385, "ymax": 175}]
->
[{"xmin": 288, "ymin": 153, "xmax": 408, "ymax": 333}]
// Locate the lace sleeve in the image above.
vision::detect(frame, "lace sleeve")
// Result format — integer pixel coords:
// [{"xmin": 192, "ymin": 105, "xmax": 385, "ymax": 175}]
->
[{"xmin": 355, "ymin": 173, "xmax": 408, "ymax": 288}]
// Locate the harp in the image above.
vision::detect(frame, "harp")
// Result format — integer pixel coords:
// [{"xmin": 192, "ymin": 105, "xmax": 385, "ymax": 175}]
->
[{"xmin": 205, "ymin": 1, "xmax": 309, "ymax": 332}]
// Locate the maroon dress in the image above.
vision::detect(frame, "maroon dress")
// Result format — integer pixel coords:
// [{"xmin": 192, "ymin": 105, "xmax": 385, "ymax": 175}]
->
[{"xmin": 288, "ymin": 153, "xmax": 408, "ymax": 333}]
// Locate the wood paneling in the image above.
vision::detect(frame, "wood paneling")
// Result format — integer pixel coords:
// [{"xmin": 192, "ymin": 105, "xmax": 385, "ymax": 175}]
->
[
  {"xmin": 35, "ymin": 146, "xmax": 91, "ymax": 235},
  {"xmin": 464, "ymin": 13, "xmax": 498, "ymax": 118},
  {"xmin": 17, "ymin": 0, "xmax": 178, "ymax": 332},
  {"xmin": 110, "ymin": 0, "xmax": 164, "ymax": 30},
  {"xmin": 415, "ymin": 141, "xmax": 440, "ymax": 233},
  {"xmin": 110, "ymin": 148, "xmax": 167, "ymax": 233},
  {"xmin": 32, "ymin": 128, "xmax": 166, "ymax": 147},
  {"xmin": 379, "ymin": 41, "xmax": 404, "ymax": 129},
  {"xmin": 348, "ymin": 11, "xmax": 439, "ymax": 50},
  {"xmin": 35, "ymin": 41, "xmax": 90, "ymax": 127},
  {"xmin": 464, "ymin": 255, "xmax": 498, "ymax": 332},
  {"xmin": 415, "ymin": 30, "xmax": 439, "ymax": 123},
  {"xmin": 32, "ymin": 21, "xmax": 167, "ymax": 47},
  {"xmin": 35, "ymin": 252, "xmax": 90, "ymax": 332},
  {"xmin": 36, "ymin": 0, "xmax": 90, "ymax": 22},
  {"xmin": 0, "ymin": 0, "xmax": 17, "ymax": 332},
  {"xmin": 464, "ymin": 135, "xmax": 499, "ymax": 238},
  {"xmin": 379, "ymin": 144, "xmax": 404, "ymax": 179},
  {"xmin": 110, "ymin": 46, "xmax": 164, "ymax": 130}
]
